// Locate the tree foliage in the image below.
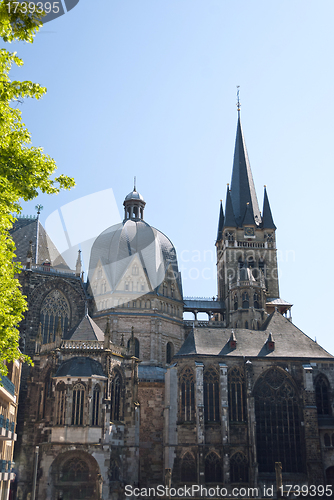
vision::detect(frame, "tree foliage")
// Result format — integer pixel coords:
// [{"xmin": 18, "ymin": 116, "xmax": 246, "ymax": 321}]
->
[{"xmin": 0, "ymin": 1, "xmax": 75, "ymax": 374}]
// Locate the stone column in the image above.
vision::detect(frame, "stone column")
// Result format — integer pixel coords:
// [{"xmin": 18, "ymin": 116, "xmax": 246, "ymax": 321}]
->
[
  {"xmin": 245, "ymin": 360, "xmax": 257, "ymax": 487},
  {"xmin": 195, "ymin": 362, "xmax": 205, "ymax": 484},
  {"xmin": 302, "ymin": 364, "xmax": 323, "ymax": 484},
  {"xmin": 219, "ymin": 363, "xmax": 230, "ymax": 484}
]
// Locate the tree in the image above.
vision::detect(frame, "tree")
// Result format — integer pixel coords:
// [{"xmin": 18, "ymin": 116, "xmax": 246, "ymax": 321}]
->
[{"xmin": 0, "ymin": 1, "xmax": 75, "ymax": 374}]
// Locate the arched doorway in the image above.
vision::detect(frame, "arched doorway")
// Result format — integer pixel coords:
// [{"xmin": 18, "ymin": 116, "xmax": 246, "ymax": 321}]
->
[{"xmin": 50, "ymin": 451, "xmax": 101, "ymax": 500}]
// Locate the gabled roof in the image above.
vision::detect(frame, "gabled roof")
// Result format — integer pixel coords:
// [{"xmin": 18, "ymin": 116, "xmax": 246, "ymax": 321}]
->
[
  {"xmin": 223, "ymin": 187, "xmax": 237, "ymax": 228},
  {"xmin": 230, "ymin": 116, "xmax": 261, "ymax": 227},
  {"xmin": 262, "ymin": 187, "xmax": 276, "ymax": 229},
  {"xmin": 68, "ymin": 315, "xmax": 104, "ymax": 341},
  {"xmin": 216, "ymin": 201, "xmax": 224, "ymax": 242},
  {"xmin": 10, "ymin": 217, "xmax": 70, "ymax": 270},
  {"xmin": 176, "ymin": 311, "xmax": 333, "ymax": 359}
]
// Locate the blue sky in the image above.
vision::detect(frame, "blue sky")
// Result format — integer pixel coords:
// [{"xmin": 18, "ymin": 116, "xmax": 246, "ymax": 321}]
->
[{"xmin": 4, "ymin": 0, "xmax": 334, "ymax": 353}]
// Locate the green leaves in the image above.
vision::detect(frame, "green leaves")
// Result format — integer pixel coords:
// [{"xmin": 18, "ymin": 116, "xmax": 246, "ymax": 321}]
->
[{"xmin": 0, "ymin": 1, "xmax": 75, "ymax": 374}]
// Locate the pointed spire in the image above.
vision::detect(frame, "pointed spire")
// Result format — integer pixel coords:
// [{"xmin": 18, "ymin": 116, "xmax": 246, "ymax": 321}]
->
[
  {"xmin": 262, "ymin": 186, "xmax": 276, "ymax": 229},
  {"xmin": 55, "ymin": 317, "xmax": 63, "ymax": 347},
  {"xmin": 35, "ymin": 323, "xmax": 43, "ymax": 353},
  {"xmin": 104, "ymin": 317, "xmax": 111, "ymax": 349},
  {"xmin": 230, "ymin": 115, "xmax": 261, "ymax": 226},
  {"xmin": 76, "ymin": 249, "xmax": 82, "ymax": 277},
  {"xmin": 242, "ymin": 202, "xmax": 256, "ymax": 226},
  {"xmin": 26, "ymin": 240, "xmax": 33, "ymax": 269},
  {"xmin": 224, "ymin": 185, "xmax": 237, "ymax": 228},
  {"xmin": 216, "ymin": 201, "xmax": 224, "ymax": 242}
]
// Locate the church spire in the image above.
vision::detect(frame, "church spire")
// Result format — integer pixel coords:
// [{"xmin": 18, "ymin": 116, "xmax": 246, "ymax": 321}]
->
[
  {"xmin": 230, "ymin": 114, "xmax": 261, "ymax": 227},
  {"xmin": 262, "ymin": 186, "xmax": 276, "ymax": 229},
  {"xmin": 224, "ymin": 185, "xmax": 237, "ymax": 228},
  {"xmin": 216, "ymin": 201, "xmax": 224, "ymax": 242}
]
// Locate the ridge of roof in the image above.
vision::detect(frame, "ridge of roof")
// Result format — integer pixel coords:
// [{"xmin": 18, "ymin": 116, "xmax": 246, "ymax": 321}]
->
[{"xmin": 68, "ymin": 315, "xmax": 104, "ymax": 342}]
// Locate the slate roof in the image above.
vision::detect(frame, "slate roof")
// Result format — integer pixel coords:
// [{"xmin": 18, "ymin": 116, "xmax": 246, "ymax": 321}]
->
[
  {"xmin": 10, "ymin": 217, "xmax": 70, "ymax": 270},
  {"xmin": 230, "ymin": 116, "xmax": 261, "ymax": 226},
  {"xmin": 138, "ymin": 365, "xmax": 166, "ymax": 381},
  {"xmin": 262, "ymin": 187, "xmax": 276, "ymax": 229},
  {"xmin": 88, "ymin": 219, "xmax": 182, "ymax": 294},
  {"xmin": 216, "ymin": 201, "xmax": 224, "ymax": 242},
  {"xmin": 175, "ymin": 311, "xmax": 333, "ymax": 359},
  {"xmin": 224, "ymin": 187, "xmax": 237, "ymax": 228},
  {"xmin": 55, "ymin": 357, "xmax": 106, "ymax": 377},
  {"xmin": 67, "ymin": 315, "xmax": 104, "ymax": 341}
]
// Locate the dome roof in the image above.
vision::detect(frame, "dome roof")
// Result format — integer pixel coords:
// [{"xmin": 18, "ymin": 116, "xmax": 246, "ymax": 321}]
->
[
  {"xmin": 88, "ymin": 219, "xmax": 182, "ymax": 294},
  {"xmin": 124, "ymin": 189, "xmax": 145, "ymax": 202}
]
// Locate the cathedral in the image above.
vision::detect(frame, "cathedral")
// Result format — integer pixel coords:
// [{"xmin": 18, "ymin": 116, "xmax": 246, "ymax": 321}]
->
[{"xmin": 9, "ymin": 112, "xmax": 334, "ymax": 499}]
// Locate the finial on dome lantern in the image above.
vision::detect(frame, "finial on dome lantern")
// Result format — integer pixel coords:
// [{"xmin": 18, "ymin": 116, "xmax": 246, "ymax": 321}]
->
[{"xmin": 134, "ymin": 176, "xmax": 136, "ymax": 192}]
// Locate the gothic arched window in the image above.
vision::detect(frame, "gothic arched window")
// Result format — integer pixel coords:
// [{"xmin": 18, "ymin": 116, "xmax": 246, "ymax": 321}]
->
[
  {"xmin": 40, "ymin": 289, "xmax": 70, "ymax": 343},
  {"xmin": 247, "ymin": 256, "xmax": 254, "ymax": 268},
  {"xmin": 55, "ymin": 382, "xmax": 66, "ymax": 426},
  {"xmin": 324, "ymin": 433, "xmax": 331, "ymax": 447},
  {"xmin": 234, "ymin": 294, "xmax": 238, "ymax": 311},
  {"xmin": 254, "ymin": 368, "xmax": 303, "ymax": 473},
  {"xmin": 205, "ymin": 452, "xmax": 222, "ymax": 483},
  {"xmin": 204, "ymin": 368, "xmax": 219, "ymax": 423},
  {"xmin": 230, "ymin": 452, "xmax": 248, "ymax": 483},
  {"xmin": 61, "ymin": 458, "xmax": 89, "ymax": 482},
  {"xmin": 166, "ymin": 342, "xmax": 174, "ymax": 364},
  {"xmin": 110, "ymin": 371, "xmax": 123, "ymax": 422},
  {"xmin": 91, "ymin": 384, "xmax": 100, "ymax": 426},
  {"xmin": 242, "ymin": 292, "xmax": 249, "ymax": 309},
  {"xmin": 179, "ymin": 367, "xmax": 195, "ymax": 422},
  {"xmin": 228, "ymin": 367, "xmax": 246, "ymax": 423},
  {"xmin": 315, "ymin": 375, "xmax": 330, "ymax": 415},
  {"xmin": 109, "ymin": 460, "xmax": 120, "ymax": 481},
  {"xmin": 181, "ymin": 452, "xmax": 196, "ymax": 482},
  {"xmin": 127, "ymin": 337, "xmax": 139, "ymax": 358},
  {"xmin": 72, "ymin": 383, "xmax": 85, "ymax": 426},
  {"xmin": 238, "ymin": 257, "xmax": 243, "ymax": 270},
  {"xmin": 259, "ymin": 258, "xmax": 265, "ymax": 274},
  {"xmin": 253, "ymin": 293, "xmax": 260, "ymax": 309}
]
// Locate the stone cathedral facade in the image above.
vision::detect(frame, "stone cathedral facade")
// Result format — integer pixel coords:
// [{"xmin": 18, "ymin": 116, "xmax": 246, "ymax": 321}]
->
[{"xmin": 10, "ymin": 113, "xmax": 334, "ymax": 499}]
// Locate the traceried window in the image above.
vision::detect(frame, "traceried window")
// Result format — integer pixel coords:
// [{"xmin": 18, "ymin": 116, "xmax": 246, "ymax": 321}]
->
[
  {"xmin": 242, "ymin": 292, "xmax": 249, "ymax": 309},
  {"xmin": 205, "ymin": 452, "xmax": 222, "ymax": 483},
  {"xmin": 127, "ymin": 337, "xmax": 140, "ymax": 358},
  {"xmin": 55, "ymin": 382, "xmax": 66, "ymax": 426},
  {"xmin": 110, "ymin": 371, "xmax": 123, "ymax": 422},
  {"xmin": 228, "ymin": 367, "xmax": 246, "ymax": 423},
  {"xmin": 181, "ymin": 452, "xmax": 196, "ymax": 482},
  {"xmin": 72, "ymin": 383, "xmax": 85, "ymax": 426},
  {"xmin": 253, "ymin": 293, "xmax": 260, "ymax": 309},
  {"xmin": 324, "ymin": 433, "xmax": 331, "ymax": 447},
  {"xmin": 91, "ymin": 384, "xmax": 100, "ymax": 426},
  {"xmin": 109, "ymin": 460, "xmax": 120, "ymax": 481},
  {"xmin": 179, "ymin": 367, "xmax": 195, "ymax": 422},
  {"xmin": 230, "ymin": 452, "xmax": 248, "ymax": 483},
  {"xmin": 40, "ymin": 289, "xmax": 70, "ymax": 343},
  {"xmin": 254, "ymin": 367, "xmax": 303, "ymax": 473},
  {"xmin": 204, "ymin": 368, "xmax": 219, "ymax": 423},
  {"xmin": 166, "ymin": 342, "xmax": 174, "ymax": 364},
  {"xmin": 316, "ymin": 375, "xmax": 330, "ymax": 415},
  {"xmin": 61, "ymin": 458, "xmax": 89, "ymax": 482}
]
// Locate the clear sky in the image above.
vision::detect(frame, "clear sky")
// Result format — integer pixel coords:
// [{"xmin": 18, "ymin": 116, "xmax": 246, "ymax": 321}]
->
[{"xmin": 4, "ymin": 0, "xmax": 334, "ymax": 353}]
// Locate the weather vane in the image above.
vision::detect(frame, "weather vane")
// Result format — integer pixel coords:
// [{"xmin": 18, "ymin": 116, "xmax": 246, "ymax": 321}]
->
[
  {"xmin": 236, "ymin": 86, "xmax": 241, "ymax": 114},
  {"xmin": 35, "ymin": 204, "xmax": 43, "ymax": 216}
]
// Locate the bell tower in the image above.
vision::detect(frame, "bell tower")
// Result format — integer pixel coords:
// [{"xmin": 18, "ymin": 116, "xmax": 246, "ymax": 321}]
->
[{"xmin": 216, "ymin": 108, "xmax": 281, "ymax": 329}]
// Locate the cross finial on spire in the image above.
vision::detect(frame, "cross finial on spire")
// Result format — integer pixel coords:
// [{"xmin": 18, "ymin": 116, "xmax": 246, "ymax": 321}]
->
[
  {"xmin": 236, "ymin": 86, "xmax": 241, "ymax": 115},
  {"xmin": 134, "ymin": 176, "xmax": 136, "ymax": 192}
]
